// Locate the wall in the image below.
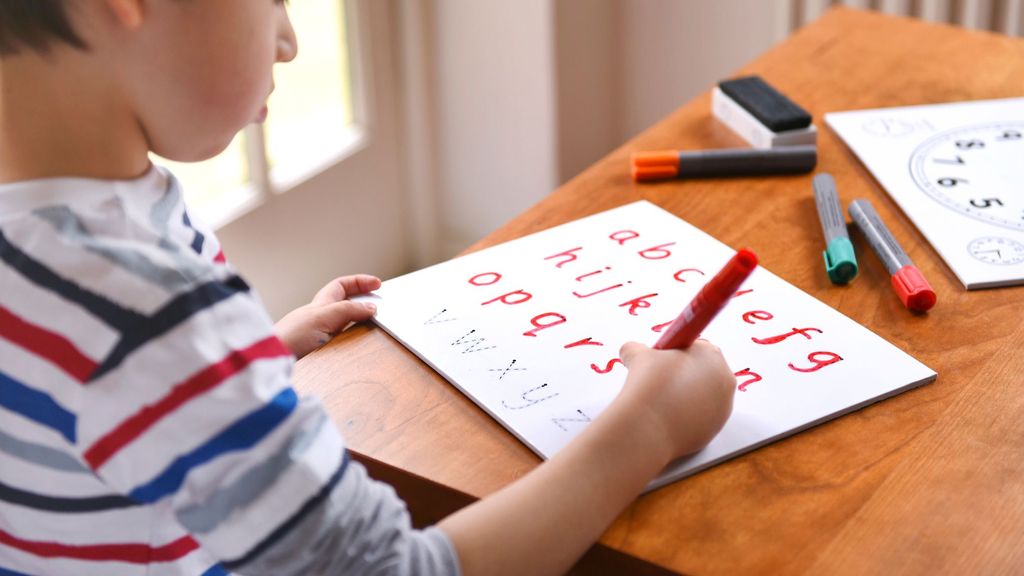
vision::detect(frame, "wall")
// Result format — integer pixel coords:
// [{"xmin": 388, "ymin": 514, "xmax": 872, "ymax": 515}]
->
[
  {"xmin": 613, "ymin": 0, "xmax": 791, "ymax": 143},
  {"xmin": 431, "ymin": 0, "xmax": 792, "ymax": 250},
  {"xmin": 431, "ymin": 0, "xmax": 559, "ymax": 256},
  {"xmin": 554, "ymin": 0, "xmax": 791, "ymax": 183},
  {"xmin": 551, "ymin": 0, "xmax": 618, "ymax": 185}
]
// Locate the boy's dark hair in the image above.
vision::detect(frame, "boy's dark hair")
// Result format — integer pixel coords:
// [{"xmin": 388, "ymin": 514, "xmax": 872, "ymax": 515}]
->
[{"xmin": 0, "ymin": 0, "xmax": 86, "ymax": 56}]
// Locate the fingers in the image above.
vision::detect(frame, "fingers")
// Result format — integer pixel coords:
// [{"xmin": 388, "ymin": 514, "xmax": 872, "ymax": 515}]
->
[
  {"xmin": 618, "ymin": 341, "xmax": 648, "ymax": 367},
  {"xmin": 689, "ymin": 338, "xmax": 723, "ymax": 357},
  {"xmin": 317, "ymin": 300, "xmax": 378, "ymax": 334},
  {"xmin": 312, "ymin": 274, "xmax": 382, "ymax": 305},
  {"xmin": 687, "ymin": 340, "xmax": 735, "ymax": 394},
  {"xmin": 343, "ymin": 274, "xmax": 382, "ymax": 295},
  {"xmin": 620, "ymin": 339, "xmax": 725, "ymax": 371}
]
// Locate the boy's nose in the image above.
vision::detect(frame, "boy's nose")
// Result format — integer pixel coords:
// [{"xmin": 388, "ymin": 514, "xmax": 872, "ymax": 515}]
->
[{"xmin": 277, "ymin": 11, "xmax": 298, "ymax": 63}]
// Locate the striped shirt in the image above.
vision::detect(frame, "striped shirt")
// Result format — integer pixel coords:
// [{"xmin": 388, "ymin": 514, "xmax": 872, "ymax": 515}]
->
[{"xmin": 0, "ymin": 166, "xmax": 459, "ymax": 575}]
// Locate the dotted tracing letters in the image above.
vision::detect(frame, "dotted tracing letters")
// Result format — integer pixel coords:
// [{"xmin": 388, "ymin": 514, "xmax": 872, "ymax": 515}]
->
[
  {"xmin": 502, "ymin": 383, "xmax": 559, "ymax": 410},
  {"xmin": 489, "ymin": 359, "xmax": 526, "ymax": 380},
  {"xmin": 551, "ymin": 409, "xmax": 592, "ymax": 432},
  {"xmin": 450, "ymin": 330, "xmax": 496, "ymax": 354}
]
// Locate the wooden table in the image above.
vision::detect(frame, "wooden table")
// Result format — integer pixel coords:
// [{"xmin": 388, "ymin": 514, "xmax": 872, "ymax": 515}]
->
[{"xmin": 294, "ymin": 8, "xmax": 1024, "ymax": 574}]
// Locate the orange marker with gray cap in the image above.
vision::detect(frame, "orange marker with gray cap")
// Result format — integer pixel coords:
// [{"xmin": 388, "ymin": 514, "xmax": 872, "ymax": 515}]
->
[{"xmin": 631, "ymin": 145, "xmax": 817, "ymax": 182}]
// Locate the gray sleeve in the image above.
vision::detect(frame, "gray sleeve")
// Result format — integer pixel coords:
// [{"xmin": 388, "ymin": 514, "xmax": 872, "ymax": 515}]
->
[{"xmin": 229, "ymin": 455, "xmax": 461, "ymax": 576}]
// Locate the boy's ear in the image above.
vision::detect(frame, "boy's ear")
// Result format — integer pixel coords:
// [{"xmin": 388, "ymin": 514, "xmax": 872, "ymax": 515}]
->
[{"xmin": 106, "ymin": 0, "xmax": 144, "ymax": 29}]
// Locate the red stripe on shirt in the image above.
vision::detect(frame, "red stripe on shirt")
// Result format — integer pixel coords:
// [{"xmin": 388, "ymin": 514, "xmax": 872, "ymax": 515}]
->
[
  {"xmin": 0, "ymin": 305, "xmax": 97, "ymax": 383},
  {"xmin": 84, "ymin": 335, "xmax": 290, "ymax": 469},
  {"xmin": 0, "ymin": 529, "xmax": 198, "ymax": 563}
]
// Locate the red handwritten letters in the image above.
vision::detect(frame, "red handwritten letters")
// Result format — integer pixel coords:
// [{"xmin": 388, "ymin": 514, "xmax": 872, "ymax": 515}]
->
[{"xmin": 460, "ymin": 227, "xmax": 844, "ymax": 406}]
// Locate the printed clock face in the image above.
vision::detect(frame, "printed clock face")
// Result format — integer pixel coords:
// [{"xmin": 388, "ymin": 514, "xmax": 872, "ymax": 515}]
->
[
  {"xmin": 909, "ymin": 123, "xmax": 1023, "ymax": 231},
  {"xmin": 967, "ymin": 237, "xmax": 1024, "ymax": 265}
]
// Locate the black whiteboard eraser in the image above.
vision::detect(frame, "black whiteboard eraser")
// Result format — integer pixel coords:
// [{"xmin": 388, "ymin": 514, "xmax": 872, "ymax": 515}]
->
[{"xmin": 718, "ymin": 75, "xmax": 812, "ymax": 132}]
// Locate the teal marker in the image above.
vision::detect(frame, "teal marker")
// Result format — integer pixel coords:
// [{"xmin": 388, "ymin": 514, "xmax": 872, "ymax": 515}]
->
[{"xmin": 812, "ymin": 173, "xmax": 858, "ymax": 284}]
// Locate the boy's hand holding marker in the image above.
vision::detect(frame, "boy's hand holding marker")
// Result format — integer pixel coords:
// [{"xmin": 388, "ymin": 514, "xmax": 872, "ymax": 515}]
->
[{"xmin": 611, "ymin": 249, "xmax": 757, "ymax": 458}]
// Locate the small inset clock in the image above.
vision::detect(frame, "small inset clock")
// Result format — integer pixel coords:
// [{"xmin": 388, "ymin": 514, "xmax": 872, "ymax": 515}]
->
[
  {"xmin": 862, "ymin": 117, "xmax": 917, "ymax": 138},
  {"xmin": 909, "ymin": 123, "xmax": 1023, "ymax": 231},
  {"xmin": 967, "ymin": 237, "xmax": 1024, "ymax": 266}
]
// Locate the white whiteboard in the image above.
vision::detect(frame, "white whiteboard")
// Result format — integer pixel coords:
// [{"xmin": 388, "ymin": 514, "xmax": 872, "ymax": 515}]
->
[
  {"xmin": 827, "ymin": 98, "xmax": 1024, "ymax": 289},
  {"xmin": 360, "ymin": 201, "xmax": 936, "ymax": 489}
]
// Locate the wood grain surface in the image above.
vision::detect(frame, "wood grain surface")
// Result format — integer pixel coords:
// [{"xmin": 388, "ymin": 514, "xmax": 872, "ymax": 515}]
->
[{"xmin": 293, "ymin": 7, "xmax": 1024, "ymax": 574}]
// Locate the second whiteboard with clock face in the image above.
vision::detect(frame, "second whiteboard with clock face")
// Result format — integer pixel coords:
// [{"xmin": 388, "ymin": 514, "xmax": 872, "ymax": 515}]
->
[{"xmin": 826, "ymin": 98, "xmax": 1024, "ymax": 289}]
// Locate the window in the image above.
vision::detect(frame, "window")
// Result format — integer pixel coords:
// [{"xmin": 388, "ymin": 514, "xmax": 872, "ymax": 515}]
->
[
  {"xmin": 154, "ymin": 0, "xmax": 356, "ymax": 228},
  {"xmin": 266, "ymin": 0, "xmax": 357, "ymax": 187}
]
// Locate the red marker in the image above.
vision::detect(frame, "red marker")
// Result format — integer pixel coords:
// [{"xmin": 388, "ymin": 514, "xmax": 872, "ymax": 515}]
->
[
  {"xmin": 848, "ymin": 199, "xmax": 936, "ymax": 312},
  {"xmin": 654, "ymin": 249, "xmax": 759, "ymax": 350}
]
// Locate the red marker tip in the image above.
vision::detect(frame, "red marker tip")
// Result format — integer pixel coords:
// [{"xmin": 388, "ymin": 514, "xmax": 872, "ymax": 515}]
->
[
  {"xmin": 891, "ymin": 265, "xmax": 936, "ymax": 312},
  {"xmin": 653, "ymin": 248, "xmax": 759, "ymax": 350},
  {"xmin": 734, "ymin": 248, "xmax": 758, "ymax": 270}
]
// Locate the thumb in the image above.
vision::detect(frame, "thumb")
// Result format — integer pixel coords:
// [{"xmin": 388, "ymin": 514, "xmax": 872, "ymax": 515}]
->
[
  {"xmin": 618, "ymin": 341, "xmax": 648, "ymax": 368},
  {"xmin": 318, "ymin": 300, "xmax": 377, "ymax": 333}
]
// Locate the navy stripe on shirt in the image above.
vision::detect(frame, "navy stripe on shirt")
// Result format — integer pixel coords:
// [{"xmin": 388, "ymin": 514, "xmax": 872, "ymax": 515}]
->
[
  {"xmin": 182, "ymin": 210, "xmax": 205, "ymax": 254},
  {"xmin": 90, "ymin": 275, "xmax": 251, "ymax": 381},
  {"xmin": 0, "ymin": 480, "xmax": 138, "ymax": 513},
  {"xmin": 0, "ymin": 229, "xmax": 144, "ymax": 332}
]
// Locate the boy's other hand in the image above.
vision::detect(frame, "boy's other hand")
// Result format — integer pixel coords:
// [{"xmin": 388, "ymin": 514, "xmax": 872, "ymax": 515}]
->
[
  {"xmin": 617, "ymin": 340, "xmax": 736, "ymax": 461},
  {"xmin": 274, "ymin": 274, "xmax": 381, "ymax": 360}
]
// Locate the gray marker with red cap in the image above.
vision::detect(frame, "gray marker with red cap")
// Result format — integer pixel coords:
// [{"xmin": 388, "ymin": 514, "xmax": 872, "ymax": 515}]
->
[{"xmin": 849, "ymin": 199, "xmax": 936, "ymax": 312}]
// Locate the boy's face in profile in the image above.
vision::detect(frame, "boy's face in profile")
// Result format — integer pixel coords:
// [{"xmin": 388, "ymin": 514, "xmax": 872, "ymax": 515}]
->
[{"xmin": 91, "ymin": 0, "xmax": 297, "ymax": 162}]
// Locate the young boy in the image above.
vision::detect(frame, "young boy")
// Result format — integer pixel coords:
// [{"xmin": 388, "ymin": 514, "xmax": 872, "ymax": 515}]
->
[{"xmin": 0, "ymin": 1, "xmax": 736, "ymax": 574}]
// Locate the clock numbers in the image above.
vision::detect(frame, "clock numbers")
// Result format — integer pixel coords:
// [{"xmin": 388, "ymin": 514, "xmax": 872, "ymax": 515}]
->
[
  {"xmin": 911, "ymin": 122, "xmax": 1023, "ymax": 232},
  {"xmin": 955, "ymin": 139, "xmax": 985, "ymax": 149},
  {"xmin": 937, "ymin": 177, "xmax": 967, "ymax": 187},
  {"xmin": 970, "ymin": 198, "xmax": 1004, "ymax": 209}
]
